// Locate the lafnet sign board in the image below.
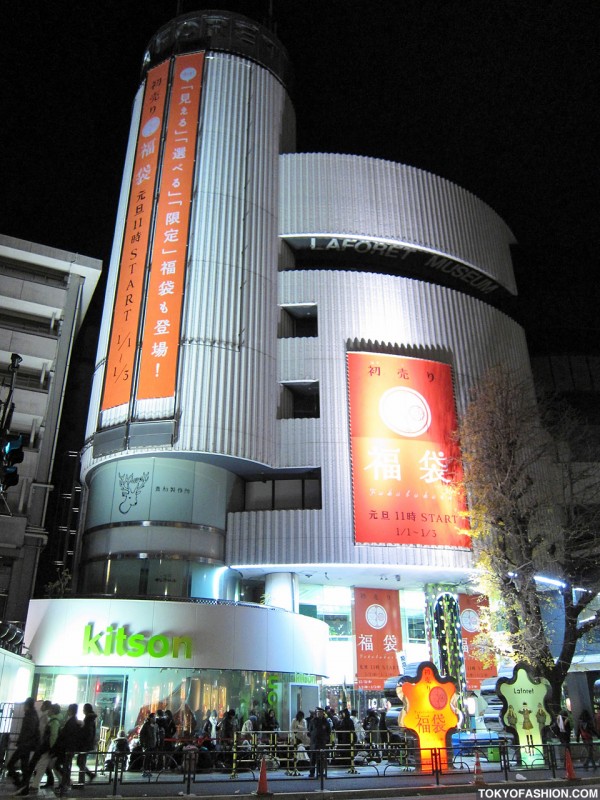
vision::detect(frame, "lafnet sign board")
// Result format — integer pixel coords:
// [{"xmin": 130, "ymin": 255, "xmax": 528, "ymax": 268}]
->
[
  {"xmin": 347, "ymin": 353, "xmax": 470, "ymax": 547},
  {"xmin": 354, "ymin": 588, "xmax": 402, "ymax": 690}
]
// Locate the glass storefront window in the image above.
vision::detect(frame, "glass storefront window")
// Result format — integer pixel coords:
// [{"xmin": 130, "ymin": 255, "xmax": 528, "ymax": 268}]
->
[{"xmin": 33, "ymin": 667, "xmax": 319, "ymax": 738}]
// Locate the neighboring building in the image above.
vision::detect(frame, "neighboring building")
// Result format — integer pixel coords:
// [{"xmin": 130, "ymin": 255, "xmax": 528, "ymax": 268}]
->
[
  {"xmin": 0, "ymin": 236, "xmax": 101, "ymax": 631},
  {"xmin": 25, "ymin": 10, "xmax": 533, "ymax": 730}
]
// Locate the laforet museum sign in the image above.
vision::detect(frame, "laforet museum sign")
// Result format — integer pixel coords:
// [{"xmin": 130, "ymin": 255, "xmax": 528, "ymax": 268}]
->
[{"xmin": 284, "ymin": 236, "xmax": 505, "ymax": 297}]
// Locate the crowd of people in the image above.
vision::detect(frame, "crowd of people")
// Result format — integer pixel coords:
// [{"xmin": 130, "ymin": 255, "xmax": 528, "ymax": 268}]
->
[
  {"xmin": 6, "ymin": 696, "xmax": 599, "ymax": 789},
  {"xmin": 3, "ymin": 699, "xmax": 97, "ymax": 796}
]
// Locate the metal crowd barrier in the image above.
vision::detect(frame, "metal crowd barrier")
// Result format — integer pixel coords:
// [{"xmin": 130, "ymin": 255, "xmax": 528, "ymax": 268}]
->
[{"xmin": 2, "ymin": 730, "xmax": 583, "ymax": 796}]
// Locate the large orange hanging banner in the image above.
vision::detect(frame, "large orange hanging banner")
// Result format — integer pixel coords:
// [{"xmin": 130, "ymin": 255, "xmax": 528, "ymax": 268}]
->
[
  {"xmin": 347, "ymin": 352, "xmax": 470, "ymax": 547},
  {"xmin": 458, "ymin": 594, "xmax": 497, "ymax": 689},
  {"xmin": 354, "ymin": 587, "xmax": 402, "ymax": 689},
  {"xmin": 101, "ymin": 60, "xmax": 170, "ymax": 411},
  {"xmin": 136, "ymin": 52, "xmax": 204, "ymax": 401}
]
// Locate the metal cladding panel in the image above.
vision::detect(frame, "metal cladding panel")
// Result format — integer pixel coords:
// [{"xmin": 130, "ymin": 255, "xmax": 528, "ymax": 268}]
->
[
  {"xmin": 83, "ymin": 53, "xmax": 288, "ymax": 473},
  {"xmin": 227, "ymin": 269, "xmax": 530, "ymax": 568},
  {"xmin": 279, "ymin": 154, "xmax": 517, "ymax": 294},
  {"xmin": 176, "ymin": 55, "xmax": 285, "ymax": 462}
]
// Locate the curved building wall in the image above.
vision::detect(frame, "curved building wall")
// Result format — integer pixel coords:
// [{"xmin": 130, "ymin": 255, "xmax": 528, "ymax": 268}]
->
[
  {"xmin": 280, "ymin": 153, "xmax": 517, "ymax": 294},
  {"xmin": 227, "ymin": 267, "xmax": 529, "ymax": 571},
  {"xmin": 83, "ymin": 50, "xmax": 292, "ymax": 463}
]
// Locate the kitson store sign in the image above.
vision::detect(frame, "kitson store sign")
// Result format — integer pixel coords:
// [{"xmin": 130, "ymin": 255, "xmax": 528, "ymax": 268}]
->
[
  {"xmin": 285, "ymin": 237, "xmax": 502, "ymax": 296},
  {"xmin": 83, "ymin": 624, "xmax": 192, "ymax": 660}
]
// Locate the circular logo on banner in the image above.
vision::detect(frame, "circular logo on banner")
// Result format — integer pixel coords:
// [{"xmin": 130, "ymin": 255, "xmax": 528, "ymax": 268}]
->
[
  {"xmin": 379, "ymin": 387, "xmax": 432, "ymax": 437},
  {"xmin": 365, "ymin": 604, "xmax": 388, "ymax": 629},
  {"xmin": 429, "ymin": 686, "xmax": 448, "ymax": 710},
  {"xmin": 460, "ymin": 608, "xmax": 480, "ymax": 633},
  {"xmin": 141, "ymin": 117, "xmax": 161, "ymax": 138},
  {"xmin": 179, "ymin": 67, "xmax": 197, "ymax": 82}
]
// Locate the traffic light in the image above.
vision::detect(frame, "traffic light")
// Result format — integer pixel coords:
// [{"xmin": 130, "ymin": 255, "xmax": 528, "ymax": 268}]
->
[{"xmin": 1, "ymin": 433, "xmax": 23, "ymax": 491}]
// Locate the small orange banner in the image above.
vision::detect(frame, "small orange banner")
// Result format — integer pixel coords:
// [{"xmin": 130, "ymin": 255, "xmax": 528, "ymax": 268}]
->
[
  {"xmin": 101, "ymin": 60, "xmax": 170, "ymax": 411},
  {"xmin": 136, "ymin": 52, "xmax": 204, "ymax": 401},
  {"xmin": 347, "ymin": 353, "xmax": 470, "ymax": 547},
  {"xmin": 458, "ymin": 594, "xmax": 497, "ymax": 689},
  {"xmin": 354, "ymin": 587, "xmax": 402, "ymax": 690}
]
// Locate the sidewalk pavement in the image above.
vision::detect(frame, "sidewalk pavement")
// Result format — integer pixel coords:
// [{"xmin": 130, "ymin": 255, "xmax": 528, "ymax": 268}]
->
[{"xmin": 2, "ymin": 765, "xmax": 600, "ymax": 800}]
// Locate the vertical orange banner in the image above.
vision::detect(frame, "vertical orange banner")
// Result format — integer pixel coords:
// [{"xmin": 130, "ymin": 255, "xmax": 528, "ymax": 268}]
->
[
  {"xmin": 354, "ymin": 587, "xmax": 402, "ymax": 690},
  {"xmin": 458, "ymin": 594, "xmax": 497, "ymax": 689},
  {"xmin": 101, "ymin": 60, "xmax": 170, "ymax": 411},
  {"xmin": 347, "ymin": 352, "xmax": 470, "ymax": 547},
  {"xmin": 136, "ymin": 52, "xmax": 204, "ymax": 401}
]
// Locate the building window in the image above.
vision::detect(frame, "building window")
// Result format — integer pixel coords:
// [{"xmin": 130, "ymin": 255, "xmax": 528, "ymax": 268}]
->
[
  {"xmin": 243, "ymin": 474, "xmax": 321, "ymax": 511},
  {"xmin": 279, "ymin": 381, "xmax": 320, "ymax": 419},
  {"xmin": 278, "ymin": 304, "xmax": 318, "ymax": 338},
  {"xmin": 406, "ymin": 614, "xmax": 426, "ymax": 643}
]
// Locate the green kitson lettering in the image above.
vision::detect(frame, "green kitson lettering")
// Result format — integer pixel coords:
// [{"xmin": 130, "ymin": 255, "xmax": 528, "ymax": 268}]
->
[{"xmin": 83, "ymin": 624, "xmax": 192, "ymax": 659}]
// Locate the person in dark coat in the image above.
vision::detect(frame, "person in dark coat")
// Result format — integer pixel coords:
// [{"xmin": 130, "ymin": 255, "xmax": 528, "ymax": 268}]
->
[
  {"xmin": 76, "ymin": 703, "xmax": 97, "ymax": 781},
  {"xmin": 218, "ymin": 709, "xmax": 238, "ymax": 767},
  {"xmin": 308, "ymin": 707, "xmax": 330, "ymax": 779},
  {"xmin": 53, "ymin": 703, "xmax": 82, "ymax": 790},
  {"xmin": 5, "ymin": 698, "xmax": 40, "ymax": 787},
  {"xmin": 576, "ymin": 709, "xmax": 597, "ymax": 769},
  {"xmin": 336, "ymin": 709, "xmax": 356, "ymax": 765}
]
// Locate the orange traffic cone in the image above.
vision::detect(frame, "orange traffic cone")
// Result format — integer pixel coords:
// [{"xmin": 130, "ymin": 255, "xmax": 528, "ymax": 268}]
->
[
  {"xmin": 565, "ymin": 749, "xmax": 578, "ymax": 781},
  {"xmin": 257, "ymin": 756, "xmax": 270, "ymax": 795},
  {"xmin": 473, "ymin": 750, "xmax": 485, "ymax": 786}
]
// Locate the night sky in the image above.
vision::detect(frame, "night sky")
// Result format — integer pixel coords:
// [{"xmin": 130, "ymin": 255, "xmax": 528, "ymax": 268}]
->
[{"xmin": 1, "ymin": 0, "xmax": 598, "ymax": 354}]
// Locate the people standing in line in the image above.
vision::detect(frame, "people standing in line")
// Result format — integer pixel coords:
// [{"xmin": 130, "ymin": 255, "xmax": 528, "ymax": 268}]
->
[
  {"xmin": 139, "ymin": 712, "xmax": 158, "ymax": 776},
  {"xmin": 291, "ymin": 710, "xmax": 309, "ymax": 747},
  {"xmin": 53, "ymin": 703, "xmax": 82, "ymax": 791},
  {"xmin": 76, "ymin": 703, "xmax": 97, "ymax": 782},
  {"xmin": 577, "ymin": 709, "xmax": 598, "ymax": 769},
  {"xmin": 363, "ymin": 709, "xmax": 381, "ymax": 759},
  {"xmin": 218, "ymin": 709, "xmax": 238, "ymax": 767},
  {"xmin": 202, "ymin": 710, "xmax": 218, "ymax": 742},
  {"xmin": 349, "ymin": 709, "xmax": 364, "ymax": 744},
  {"xmin": 5, "ymin": 698, "xmax": 40, "ymax": 787},
  {"xmin": 336, "ymin": 708, "xmax": 355, "ymax": 765},
  {"xmin": 163, "ymin": 710, "xmax": 177, "ymax": 757},
  {"xmin": 104, "ymin": 729, "xmax": 130, "ymax": 773},
  {"xmin": 155, "ymin": 709, "xmax": 166, "ymax": 768},
  {"xmin": 263, "ymin": 708, "xmax": 279, "ymax": 735},
  {"xmin": 308, "ymin": 707, "xmax": 330, "ymax": 779}
]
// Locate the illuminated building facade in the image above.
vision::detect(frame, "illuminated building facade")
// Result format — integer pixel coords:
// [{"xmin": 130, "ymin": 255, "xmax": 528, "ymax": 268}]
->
[{"xmin": 25, "ymin": 11, "xmax": 532, "ymax": 728}]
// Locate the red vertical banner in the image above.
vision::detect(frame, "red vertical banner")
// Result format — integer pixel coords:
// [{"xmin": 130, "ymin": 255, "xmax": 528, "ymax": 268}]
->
[
  {"xmin": 458, "ymin": 594, "xmax": 497, "ymax": 689},
  {"xmin": 101, "ymin": 60, "xmax": 170, "ymax": 412},
  {"xmin": 136, "ymin": 52, "xmax": 204, "ymax": 401},
  {"xmin": 347, "ymin": 352, "xmax": 470, "ymax": 547},
  {"xmin": 353, "ymin": 587, "xmax": 402, "ymax": 690}
]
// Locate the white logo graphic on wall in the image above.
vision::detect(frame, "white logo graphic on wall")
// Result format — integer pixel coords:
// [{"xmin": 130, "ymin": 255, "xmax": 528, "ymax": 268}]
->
[
  {"xmin": 118, "ymin": 471, "xmax": 150, "ymax": 514},
  {"xmin": 365, "ymin": 604, "xmax": 388, "ymax": 630},
  {"xmin": 379, "ymin": 387, "xmax": 431, "ymax": 438}
]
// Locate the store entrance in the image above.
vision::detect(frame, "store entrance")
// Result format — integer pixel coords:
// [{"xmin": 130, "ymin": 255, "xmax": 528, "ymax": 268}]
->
[{"xmin": 289, "ymin": 684, "xmax": 319, "ymax": 717}]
